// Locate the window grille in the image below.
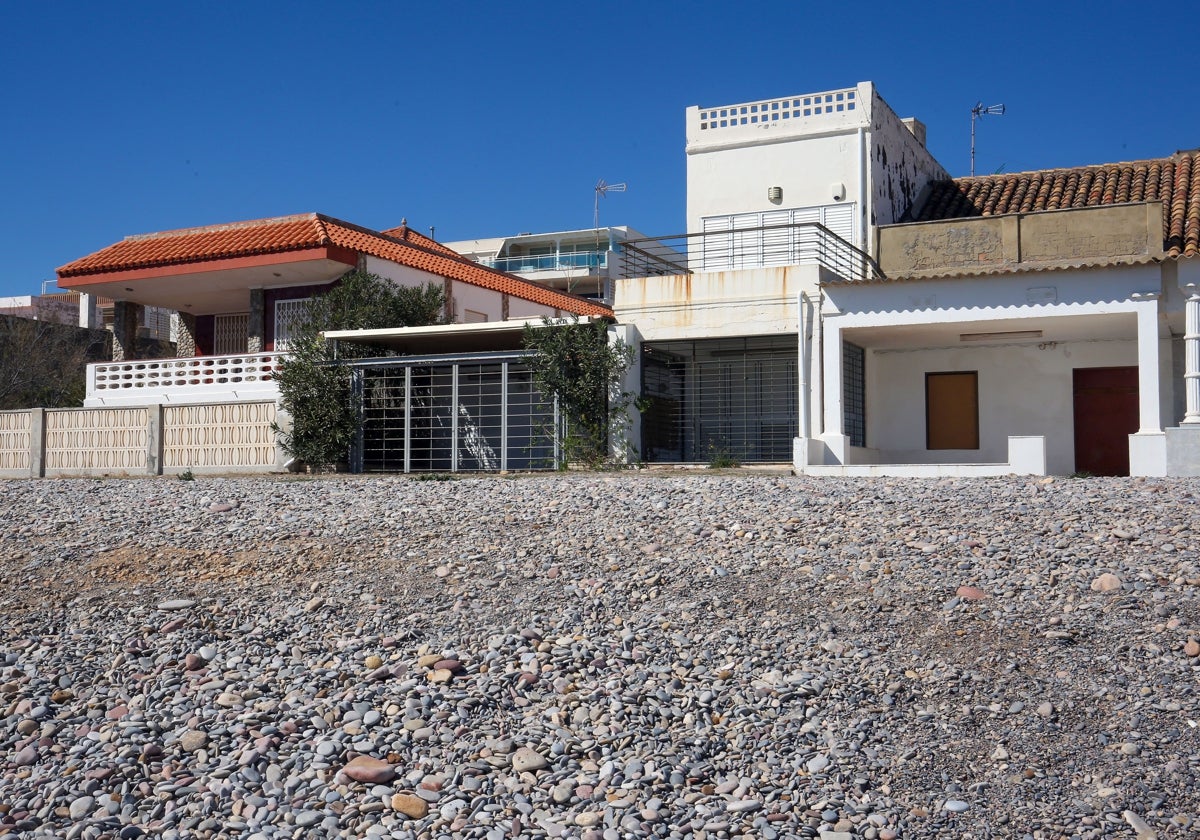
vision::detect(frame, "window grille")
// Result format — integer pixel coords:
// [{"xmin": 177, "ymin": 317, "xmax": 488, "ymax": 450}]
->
[
  {"xmin": 843, "ymin": 342, "xmax": 866, "ymax": 448},
  {"xmin": 355, "ymin": 355, "xmax": 555, "ymax": 473},
  {"xmin": 274, "ymin": 298, "xmax": 310, "ymax": 351},
  {"xmin": 213, "ymin": 313, "xmax": 248, "ymax": 356},
  {"xmin": 698, "ymin": 204, "xmax": 857, "ymax": 271},
  {"xmin": 641, "ymin": 335, "xmax": 798, "ymax": 463}
]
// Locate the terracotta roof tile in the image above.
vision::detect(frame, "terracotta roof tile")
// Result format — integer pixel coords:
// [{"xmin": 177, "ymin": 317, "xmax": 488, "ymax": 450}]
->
[
  {"xmin": 58, "ymin": 213, "xmax": 612, "ymax": 318},
  {"xmin": 910, "ymin": 150, "xmax": 1200, "ymax": 258},
  {"xmin": 378, "ymin": 223, "xmax": 461, "ymax": 256}
]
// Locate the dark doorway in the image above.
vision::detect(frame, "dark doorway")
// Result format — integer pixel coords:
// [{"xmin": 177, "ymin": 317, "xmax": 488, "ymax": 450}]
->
[{"xmin": 1072, "ymin": 366, "xmax": 1138, "ymax": 476}]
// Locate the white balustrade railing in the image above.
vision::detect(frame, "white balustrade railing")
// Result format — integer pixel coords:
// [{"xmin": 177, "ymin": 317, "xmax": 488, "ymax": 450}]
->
[{"xmin": 86, "ymin": 352, "xmax": 284, "ymax": 406}]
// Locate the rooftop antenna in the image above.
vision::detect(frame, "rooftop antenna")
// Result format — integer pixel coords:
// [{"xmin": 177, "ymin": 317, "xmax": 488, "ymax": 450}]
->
[
  {"xmin": 970, "ymin": 101, "xmax": 1006, "ymax": 176},
  {"xmin": 593, "ymin": 179, "xmax": 626, "ymax": 230}
]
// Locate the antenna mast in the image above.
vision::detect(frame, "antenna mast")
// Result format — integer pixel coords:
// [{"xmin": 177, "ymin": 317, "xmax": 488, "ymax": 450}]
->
[
  {"xmin": 970, "ymin": 101, "xmax": 1006, "ymax": 176},
  {"xmin": 593, "ymin": 179, "xmax": 627, "ymax": 230}
]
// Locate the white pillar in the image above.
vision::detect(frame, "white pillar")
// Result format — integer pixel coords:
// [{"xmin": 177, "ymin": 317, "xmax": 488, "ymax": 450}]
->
[
  {"xmin": 1134, "ymin": 294, "xmax": 1162, "ymax": 432},
  {"xmin": 1183, "ymin": 283, "xmax": 1200, "ymax": 423},
  {"xmin": 821, "ymin": 319, "xmax": 847, "ymax": 464},
  {"xmin": 1130, "ymin": 292, "xmax": 1168, "ymax": 477}
]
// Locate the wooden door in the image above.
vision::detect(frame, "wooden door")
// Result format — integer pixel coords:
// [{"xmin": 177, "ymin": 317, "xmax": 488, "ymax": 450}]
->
[
  {"xmin": 926, "ymin": 372, "xmax": 979, "ymax": 449},
  {"xmin": 1073, "ymin": 367, "xmax": 1138, "ymax": 476}
]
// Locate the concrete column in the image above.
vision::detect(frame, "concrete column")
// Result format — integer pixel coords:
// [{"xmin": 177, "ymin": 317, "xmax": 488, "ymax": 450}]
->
[
  {"xmin": 248, "ymin": 289, "xmax": 265, "ymax": 353},
  {"xmin": 1183, "ymin": 284, "xmax": 1200, "ymax": 423},
  {"xmin": 1130, "ymin": 293, "xmax": 1167, "ymax": 476},
  {"xmin": 609, "ymin": 324, "xmax": 641, "ymax": 463},
  {"xmin": 146, "ymin": 404, "xmax": 163, "ymax": 476},
  {"xmin": 78, "ymin": 293, "xmax": 100, "ymax": 329},
  {"xmin": 176, "ymin": 312, "xmax": 198, "ymax": 357},
  {"xmin": 821, "ymin": 318, "xmax": 847, "ymax": 464},
  {"xmin": 111, "ymin": 301, "xmax": 142, "ymax": 361},
  {"xmin": 29, "ymin": 408, "xmax": 45, "ymax": 478},
  {"xmin": 1134, "ymin": 295, "xmax": 1162, "ymax": 432}
]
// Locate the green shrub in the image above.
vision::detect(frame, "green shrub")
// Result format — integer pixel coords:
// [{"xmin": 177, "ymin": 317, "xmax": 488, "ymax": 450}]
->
[
  {"xmin": 272, "ymin": 271, "xmax": 443, "ymax": 468},
  {"xmin": 521, "ymin": 316, "xmax": 636, "ymax": 469}
]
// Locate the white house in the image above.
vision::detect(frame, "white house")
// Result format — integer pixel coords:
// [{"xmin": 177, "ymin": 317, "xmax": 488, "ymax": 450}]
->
[
  {"xmin": 613, "ymin": 82, "xmax": 945, "ymax": 464},
  {"xmin": 798, "ymin": 152, "xmax": 1200, "ymax": 477}
]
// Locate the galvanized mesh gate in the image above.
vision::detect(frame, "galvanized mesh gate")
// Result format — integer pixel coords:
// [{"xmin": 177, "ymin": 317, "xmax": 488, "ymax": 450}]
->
[
  {"xmin": 349, "ymin": 352, "xmax": 558, "ymax": 473},
  {"xmin": 640, "ymin": 335, "xmax": 798, "ymax": 463}
]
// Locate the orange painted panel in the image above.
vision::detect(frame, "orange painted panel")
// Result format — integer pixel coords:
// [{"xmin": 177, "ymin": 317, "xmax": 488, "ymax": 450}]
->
[{"xmin": 926, "ymin": 372, "xmax": 979, "ymax": 450}]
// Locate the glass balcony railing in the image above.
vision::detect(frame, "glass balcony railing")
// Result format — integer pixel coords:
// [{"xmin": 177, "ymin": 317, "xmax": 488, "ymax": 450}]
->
[{"xmin": 483, "ymin": 251, "xmax": 609, "ymax": 273}]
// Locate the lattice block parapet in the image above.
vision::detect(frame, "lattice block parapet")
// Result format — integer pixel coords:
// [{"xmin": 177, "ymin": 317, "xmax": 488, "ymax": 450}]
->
[
  {"xmin": 0, "ymin": 411, "xmax": 32, "ymax": 472},
  {"xmin": 91, "ymin": 353, "xmax": 282, "ymax": 392},
  {"xmin": 163, "ymin": 402, "xmax": 278, "ymax": 468},
  {"xmin": 45, "ymin": 408, "xmax": 149, "ymax": 471},
  {"xmin": 699, "ymin": 88, "xmax": 856, "ymax": 131}
]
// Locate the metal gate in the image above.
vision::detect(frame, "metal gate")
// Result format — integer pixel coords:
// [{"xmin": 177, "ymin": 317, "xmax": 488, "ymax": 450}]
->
[
  {"xmin": 350, "ymin": 351, "xmax": 557, "ymax": 473},
  {"xmin": 641, "ymin": 335, "xmax": 798, "ymax": 463}
]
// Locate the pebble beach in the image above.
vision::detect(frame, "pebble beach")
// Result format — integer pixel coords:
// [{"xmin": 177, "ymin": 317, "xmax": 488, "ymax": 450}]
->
[{"xmin": 1, "ymin": 472, "xmax": 1199, "ymax": 839}]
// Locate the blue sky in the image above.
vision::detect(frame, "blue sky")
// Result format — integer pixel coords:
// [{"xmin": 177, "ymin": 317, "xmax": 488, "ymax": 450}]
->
[{"xmin": 2, "ymin": 0, "xmax": 1194, "ymax": 298}]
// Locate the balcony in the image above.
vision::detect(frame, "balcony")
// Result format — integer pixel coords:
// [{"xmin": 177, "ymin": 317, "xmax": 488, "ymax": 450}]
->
[
  {"xmin": 618, "ymin": 222, "xmax": 883, "ymax": 281},
  {"xmin": 85, "ymin": 352, "xmax": 283, "ymax": 407},
  {"xmin": 482, "ymin": 250, "xmax": 609, "ymax": 274}
]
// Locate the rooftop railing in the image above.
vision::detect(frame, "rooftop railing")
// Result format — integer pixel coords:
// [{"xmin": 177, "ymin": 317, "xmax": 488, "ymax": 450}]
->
[{"xmin": 618, "ymin": 222, "xmax": 885, "ymax": 282}]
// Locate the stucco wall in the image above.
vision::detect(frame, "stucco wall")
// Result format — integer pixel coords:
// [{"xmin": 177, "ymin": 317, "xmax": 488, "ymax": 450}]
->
[
  {"xmin": 506, "ymin": 297, "xmax": 557, "ymax": 320},
  {"xmin": 686, "ymin": 134, "xmax": 863, "ymax": 235},
  {"xmin": 614, "ymin": 265, "xmax": 819, "ymax": 342},
  {"xmin": 450, "ymin": 281, "xmax": 502, "ymax": 322},
  {"xmin": 864, "ymin": 339, "xmax": 1137, "ymax": 474}
]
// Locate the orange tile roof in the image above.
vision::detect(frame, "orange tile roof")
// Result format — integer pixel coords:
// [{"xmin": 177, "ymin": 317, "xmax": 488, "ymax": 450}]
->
[
  {"xmin": 57, "ymin": 213, "xmax": 612, "ymax": 317},
  {"xmin": 911, "ymin": 150, "xmax": 1200, "ymax": 258},
  {"xmin": 378, "ymin": 223, "xmax": 460, "ymax": 256}
]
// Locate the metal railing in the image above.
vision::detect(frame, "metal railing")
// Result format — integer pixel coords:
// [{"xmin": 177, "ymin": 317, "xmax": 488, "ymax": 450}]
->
[
  {"xmin": 483, "ymin": 251, "xmax": 608, "ymax": 273},
  {"xmin": 618, "ymin": 222, "xmax": 885, "ymax": 281}
]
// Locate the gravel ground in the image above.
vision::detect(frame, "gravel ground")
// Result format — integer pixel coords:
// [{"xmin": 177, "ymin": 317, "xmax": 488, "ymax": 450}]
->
[{"xmin": 1, "ymin": 472, "xmax": 1199, "ymax": 840}]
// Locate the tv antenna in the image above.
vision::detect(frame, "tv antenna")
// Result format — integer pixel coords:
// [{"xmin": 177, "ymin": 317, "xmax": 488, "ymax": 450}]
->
[
  {"xmin": 593, "ymin": 179, "xmax": 627, "ymax": 230},
  {"xmin": 970, "ymin": 102, "xmax": 1006, "ymax": 176}
]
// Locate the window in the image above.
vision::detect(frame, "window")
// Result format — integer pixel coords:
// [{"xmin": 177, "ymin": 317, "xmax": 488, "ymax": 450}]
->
[
  {"xmin": 274, "ymin": 298, "xmax": 311, "ymax": 351},
  {"xmin": 926, "ymin": 372, "xmax": 979, "ymax": 449},
  {"xmin": 464, "ymin": 309, "xmax": 488, "ymax": 323}
]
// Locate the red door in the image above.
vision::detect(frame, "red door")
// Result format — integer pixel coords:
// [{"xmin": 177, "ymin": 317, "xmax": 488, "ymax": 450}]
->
[{"xmin": 1072, "ymin": 367, "xmax": 1139, "ymax": 476}]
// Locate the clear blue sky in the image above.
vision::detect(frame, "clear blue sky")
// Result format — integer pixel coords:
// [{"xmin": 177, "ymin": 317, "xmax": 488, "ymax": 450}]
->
[{"xmin": 2, "ymin": 0, "xmax": 1193, "ymax": 297}]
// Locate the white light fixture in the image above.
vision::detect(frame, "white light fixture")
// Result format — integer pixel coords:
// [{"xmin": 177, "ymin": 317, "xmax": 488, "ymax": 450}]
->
[
  {"xmin": 959, "ymin": 329, "xmax": 1042, "ymax": 342},
  {"xmin": 767, "ymin": 186, "xmax": 783, "ymax": 204}
]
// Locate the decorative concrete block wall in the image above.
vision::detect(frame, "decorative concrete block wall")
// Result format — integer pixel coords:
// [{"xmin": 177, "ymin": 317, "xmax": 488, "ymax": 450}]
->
[{"xmin": 0, "ymin": 401, "xmax": 282, "ymax": 477}]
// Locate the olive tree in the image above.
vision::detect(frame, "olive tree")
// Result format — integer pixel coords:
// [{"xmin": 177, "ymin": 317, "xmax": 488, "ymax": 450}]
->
[
  {"xmin": 273, "ymin": 271, "xmax": 443, "ymax": 468},
  {"xmin": 521, "ymin": 316, "xmax": 636, "ymax": 468}
]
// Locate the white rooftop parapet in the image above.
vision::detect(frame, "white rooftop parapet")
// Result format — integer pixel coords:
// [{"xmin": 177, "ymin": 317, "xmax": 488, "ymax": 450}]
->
[{"xmin": 686, "ymin": 82, "xmax": 872, "ymax": 151}]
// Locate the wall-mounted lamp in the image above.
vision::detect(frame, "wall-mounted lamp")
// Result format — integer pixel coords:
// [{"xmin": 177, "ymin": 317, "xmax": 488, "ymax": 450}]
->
[{"xmin": 767, "ymin": 186, "xmax": 783, "ymax": 204}]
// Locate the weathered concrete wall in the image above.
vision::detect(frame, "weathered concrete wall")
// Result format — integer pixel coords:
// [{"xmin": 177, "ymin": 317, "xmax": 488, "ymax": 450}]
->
[
  {"xmin": 613, "ymin": 265, "xmax": 819, "ymax": 342},
  {"xmin": 868, "ymin": 90, "xmax": 949, "ymax": 227},
  {"xmin": 878, "ymin": 202, "xmax": 1164, "ymax": 278}
]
